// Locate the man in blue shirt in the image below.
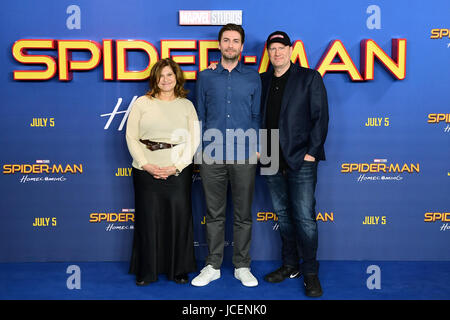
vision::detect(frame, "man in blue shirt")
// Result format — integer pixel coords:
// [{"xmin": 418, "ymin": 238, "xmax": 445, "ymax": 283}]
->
[{"xmin": 191, "ymin": 24, "xmax": 261, "ymax": 287}]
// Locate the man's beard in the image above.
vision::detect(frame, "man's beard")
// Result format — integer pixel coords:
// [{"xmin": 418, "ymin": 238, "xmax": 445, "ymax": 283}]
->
[{"xmin": 221, "ymin": 50, "xmax": 240, "ymax": 62}]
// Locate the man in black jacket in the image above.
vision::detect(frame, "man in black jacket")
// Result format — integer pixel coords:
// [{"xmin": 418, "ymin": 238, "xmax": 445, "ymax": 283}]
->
[{"xmin": 260, "ymin": 31, "xmax": 329, "ymax": 297}]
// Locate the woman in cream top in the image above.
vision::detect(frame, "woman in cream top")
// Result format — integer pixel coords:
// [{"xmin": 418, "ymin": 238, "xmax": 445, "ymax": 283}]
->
[
  {"xmin": 126, "ymin": 58, "xmax": 200, "ymax": 286},
  {"xmin": 126, "ymin": 95, "xmax": 200, "ymax": 175}
]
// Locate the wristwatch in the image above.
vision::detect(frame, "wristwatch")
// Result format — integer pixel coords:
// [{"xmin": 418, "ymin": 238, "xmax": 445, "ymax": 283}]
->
[{"xmin": 175, "ymin": 168, "xmax": 180, "ymax": 176}]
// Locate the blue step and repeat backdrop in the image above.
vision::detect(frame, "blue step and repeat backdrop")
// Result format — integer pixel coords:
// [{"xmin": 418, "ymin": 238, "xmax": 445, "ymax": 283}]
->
[{"xmin": 0, "ymin": 0, "xmax": 449, "ymax": 263}]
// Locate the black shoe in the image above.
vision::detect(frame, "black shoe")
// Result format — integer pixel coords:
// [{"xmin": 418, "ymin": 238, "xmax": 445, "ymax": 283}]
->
[
  {"xmin": 264, "ymin": 265, "xmax": 301, "ymax": 283},
  {"xmin": 135, "ymin": 279, "xmax": 151, "ymax": 286},
  {"xmin": 174, "ymin": 273, "xmax": 189, "ymax": 284},
  {"xmin": 303, "ymin": 274, "xmax": 323, "ymax": 297}
]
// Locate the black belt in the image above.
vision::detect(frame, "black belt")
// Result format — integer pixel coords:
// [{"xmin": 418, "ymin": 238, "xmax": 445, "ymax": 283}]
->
[{"xmin": 139, "ymin": 139, "xmax": 178, "ymax": 151}]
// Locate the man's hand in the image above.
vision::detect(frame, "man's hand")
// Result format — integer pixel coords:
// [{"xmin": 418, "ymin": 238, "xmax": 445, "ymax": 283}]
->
[
  {"xmin": 207, "ymin": 62, "xmax": 218, "ymax": 70},
  {"xmin": 304, "ymin": 154, "xmax": 315, "ymax": 162}
]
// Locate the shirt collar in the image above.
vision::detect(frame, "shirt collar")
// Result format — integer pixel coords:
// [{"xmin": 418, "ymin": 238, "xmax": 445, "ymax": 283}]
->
[{"xmin": 217, "ymin": 59, "xmax": 243, "ymax": 73}]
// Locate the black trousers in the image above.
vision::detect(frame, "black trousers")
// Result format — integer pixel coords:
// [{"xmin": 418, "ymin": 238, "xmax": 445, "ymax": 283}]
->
[
  {"xmin": 129, "ymin": 165, "xmax": 197, "ymax": 282},
  {"xmin": 200, "ymin": 163, "xmax": 257, "ymax": 269}
]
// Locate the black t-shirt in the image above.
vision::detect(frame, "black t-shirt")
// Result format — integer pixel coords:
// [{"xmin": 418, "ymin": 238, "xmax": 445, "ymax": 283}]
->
[{"xmin": 266, "ymin": 67, "xmax": 290, "ymax": 171}]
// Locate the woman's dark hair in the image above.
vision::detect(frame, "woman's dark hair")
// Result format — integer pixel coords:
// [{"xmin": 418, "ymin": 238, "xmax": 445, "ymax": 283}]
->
[{"xmin": 146, "ymin": 58, "xmax": 188, "ymax": 98}]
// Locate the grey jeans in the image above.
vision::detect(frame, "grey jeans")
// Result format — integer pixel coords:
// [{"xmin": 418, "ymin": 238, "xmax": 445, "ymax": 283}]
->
[{"xmin": 200, "ymin": 163, "xmax": 257, "ymax": 269}]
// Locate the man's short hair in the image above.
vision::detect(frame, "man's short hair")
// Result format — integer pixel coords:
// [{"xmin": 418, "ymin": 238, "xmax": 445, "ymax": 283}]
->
[{"xmin": 218, "ymin": 23, "xmax": 245, "ymax": 44}]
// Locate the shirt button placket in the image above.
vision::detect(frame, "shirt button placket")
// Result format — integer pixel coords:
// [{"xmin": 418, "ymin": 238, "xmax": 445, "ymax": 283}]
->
[{"xmin": 226, "ymin": 72, "xmax": 232, "ymax": 127}]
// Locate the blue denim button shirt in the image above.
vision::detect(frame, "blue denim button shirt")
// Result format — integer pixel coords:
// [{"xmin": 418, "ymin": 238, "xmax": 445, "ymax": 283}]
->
[{"xmin": 195, "ymin": 61, "xmax": 261, "ymax": 161}]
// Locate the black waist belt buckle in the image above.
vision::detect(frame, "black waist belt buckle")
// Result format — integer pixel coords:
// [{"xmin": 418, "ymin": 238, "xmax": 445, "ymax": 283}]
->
[{"xmin": 139, "ymin": 139, "xmax": 177, "ymax": 151}]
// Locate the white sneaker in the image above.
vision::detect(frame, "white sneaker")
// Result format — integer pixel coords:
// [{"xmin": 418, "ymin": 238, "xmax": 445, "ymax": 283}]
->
[
  {"xmin": 191, "ymin": 265, "xmax": 221, "ymax": 287},
  {"xmin": 234, "ymin": 267, "xmax": 258, "ymax": 287}
]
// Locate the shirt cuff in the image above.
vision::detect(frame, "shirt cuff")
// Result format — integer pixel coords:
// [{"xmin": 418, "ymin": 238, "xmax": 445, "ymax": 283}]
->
[
  {"xmin": 174, "ymin": 162, "xmax": 187, "ymax": 173},
  {"xmin": 136, "ymin": 158, "xmax": 148, "ymax": 169}
]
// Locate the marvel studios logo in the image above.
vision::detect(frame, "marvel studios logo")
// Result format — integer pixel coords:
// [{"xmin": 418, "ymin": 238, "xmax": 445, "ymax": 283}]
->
[
  {"xmin": 179, "ymin": 10, "xmax": 242, "ymax": 25},
  {"xmin": 36, "ymin": 160, "xmax": 50, "ymax": 164}
]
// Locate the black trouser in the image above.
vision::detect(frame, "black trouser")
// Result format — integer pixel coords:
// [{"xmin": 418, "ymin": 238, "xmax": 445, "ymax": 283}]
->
[{"xmin": 200, "ymin": 163, "xmax": 257, "ymax": 269}]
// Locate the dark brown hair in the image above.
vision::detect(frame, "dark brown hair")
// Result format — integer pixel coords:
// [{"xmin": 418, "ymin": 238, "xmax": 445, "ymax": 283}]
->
[
  {"xmin": 218, "ymin": 23, "xmax": 245, "ymax": 44},
  {"xmin": 146, "ymin": 58, "xmax": 188, "ymax": 98}
]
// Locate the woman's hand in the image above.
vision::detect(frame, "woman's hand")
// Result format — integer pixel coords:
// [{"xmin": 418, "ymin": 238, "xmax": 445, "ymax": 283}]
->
[
  {"xmin": 142, "ymin": 164, "xmax": 166, "ymax": 179},
  {"xmin": 142, "ymin": 164, "xmax": 177, "ymax": 179},
  {"xmin": 158, "ymin": 166, "xmax": 177, "ymax": 179}
]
